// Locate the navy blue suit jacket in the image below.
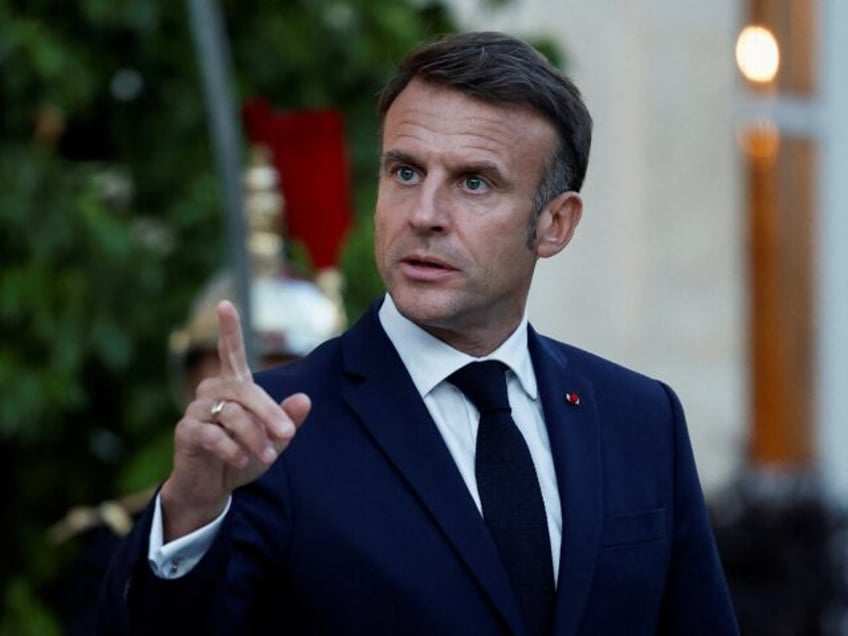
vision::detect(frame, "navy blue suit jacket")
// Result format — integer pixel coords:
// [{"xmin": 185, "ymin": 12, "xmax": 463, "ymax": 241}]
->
[{"xmin": 98, "ymin": 301, "xmax": 738, "ymax": 635}]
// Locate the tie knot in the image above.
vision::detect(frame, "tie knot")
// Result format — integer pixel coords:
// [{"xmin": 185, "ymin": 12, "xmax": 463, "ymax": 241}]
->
[{"xmin": 447, "ymin": 360, "xmax": 511, "ymax": 414}]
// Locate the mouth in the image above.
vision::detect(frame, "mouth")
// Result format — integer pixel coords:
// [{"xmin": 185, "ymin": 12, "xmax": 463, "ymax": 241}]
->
[
  {"xmin": 399, "ymin": 254, "xmax": 459, "ymax": 281},
  {"xmin": 403, "ymin": 256, "xmax": 455, "ymax": 270}
]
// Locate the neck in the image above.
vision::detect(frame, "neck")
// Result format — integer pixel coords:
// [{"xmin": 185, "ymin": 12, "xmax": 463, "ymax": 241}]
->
[{"xmin": 419, "ymin": 318, "xmax": 523, "ymax": 358}]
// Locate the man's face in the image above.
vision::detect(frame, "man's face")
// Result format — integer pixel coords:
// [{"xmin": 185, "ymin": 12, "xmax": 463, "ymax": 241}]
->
[{"xmin": 375, "ymin": 79, "xmax": 574, "ymax": 355}]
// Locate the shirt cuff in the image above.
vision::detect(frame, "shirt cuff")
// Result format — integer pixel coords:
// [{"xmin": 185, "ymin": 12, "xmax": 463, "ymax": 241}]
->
[{"xmin": 147, "ymin": 492, "xmax": 231, "ymax": 579}]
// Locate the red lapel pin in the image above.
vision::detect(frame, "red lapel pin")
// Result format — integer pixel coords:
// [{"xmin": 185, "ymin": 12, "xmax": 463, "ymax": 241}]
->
[{"xmin": 564, "ymin": 392, "xmax": 581, "ymax": 406}]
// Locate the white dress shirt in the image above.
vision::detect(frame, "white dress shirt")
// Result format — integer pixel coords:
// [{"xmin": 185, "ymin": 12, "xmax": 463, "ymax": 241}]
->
[{"xmin": 149, "ymin": 294, "xmax": 563, "ymax": 582}]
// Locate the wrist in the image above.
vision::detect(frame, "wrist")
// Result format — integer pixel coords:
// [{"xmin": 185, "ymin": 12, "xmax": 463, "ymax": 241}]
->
[{"xmin": 160, "ymin": 477, "xmax": 228, "ymax": 542}]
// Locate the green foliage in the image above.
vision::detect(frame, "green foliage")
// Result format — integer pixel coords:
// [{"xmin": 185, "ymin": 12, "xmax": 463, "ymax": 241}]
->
[{"xmin": 1, "ymin": 579, "xmax": 62, "ymax": 636}]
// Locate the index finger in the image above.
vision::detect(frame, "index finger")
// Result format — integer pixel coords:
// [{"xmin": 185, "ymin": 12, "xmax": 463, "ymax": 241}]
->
[{"xmin": 217, "ymin": 300, "xmax": 251, "ymax": 382}]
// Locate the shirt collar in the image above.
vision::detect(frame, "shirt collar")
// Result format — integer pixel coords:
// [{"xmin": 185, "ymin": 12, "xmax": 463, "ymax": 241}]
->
[{"xmin": 378, "ymin": 294, "xmax": 538, "ymax": 400}]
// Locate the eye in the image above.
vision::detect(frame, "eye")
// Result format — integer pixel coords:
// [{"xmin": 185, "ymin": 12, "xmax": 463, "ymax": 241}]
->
[
  {"xmin": 462, "ymin": 175, "xmax": 489, "ymax": 193},
  {"xmin": 394, "ymin": 165, "xmax": 420, "ymax": 184}
]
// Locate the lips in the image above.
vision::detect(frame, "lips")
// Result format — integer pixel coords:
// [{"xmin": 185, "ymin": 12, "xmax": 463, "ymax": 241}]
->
[
  {"xmin": 404, "ymin": 256, "xmax": 454, "ymax": 270},
  {"xmin": 399, "ymin": 253, "xmax": 459, "ymax": 281}
]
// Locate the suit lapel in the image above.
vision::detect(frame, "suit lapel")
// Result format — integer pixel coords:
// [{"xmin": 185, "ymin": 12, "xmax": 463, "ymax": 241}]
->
[
  {"xmin": 529, "ymin": 328, "xmax": 603, "ymax": 635},
  {"xmin": 340, "ymin": 304, "xmax": 525, "ymax": 635}
]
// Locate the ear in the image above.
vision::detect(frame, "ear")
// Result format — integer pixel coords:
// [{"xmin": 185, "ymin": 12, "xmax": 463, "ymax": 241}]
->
[{"xmin": 535, "ymin": 191, "xmax": 583, "ymax": 259}]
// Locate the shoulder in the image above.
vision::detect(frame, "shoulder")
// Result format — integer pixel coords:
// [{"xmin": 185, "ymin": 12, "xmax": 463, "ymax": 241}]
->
[
  {"xmin": 530, "ymin": 329, "xmax": 682, "ymax": 421},
  {"xmin": 532, "ymin": 330, "xmax": 671, "ymax": 391}
]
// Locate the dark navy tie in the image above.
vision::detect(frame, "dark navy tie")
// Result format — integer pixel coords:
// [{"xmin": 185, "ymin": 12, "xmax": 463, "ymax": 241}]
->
[{"xmin": 448, "ymin": 361, "xmax": 554, "ymax": 636}]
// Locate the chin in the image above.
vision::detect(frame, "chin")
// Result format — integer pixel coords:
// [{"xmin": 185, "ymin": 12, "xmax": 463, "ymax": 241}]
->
[{"xmin": 391, "ymin": 289, "xmax": 455, "ymax": 326}]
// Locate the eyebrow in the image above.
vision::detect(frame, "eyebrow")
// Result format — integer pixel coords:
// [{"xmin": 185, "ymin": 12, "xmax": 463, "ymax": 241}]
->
[
  {"xmin": 380, "ymin": 150, "xmax": 417, "ymax": 169},
  {"xmin": 458, "ymin": 161, "xmax": 504, "ymax": 180}
]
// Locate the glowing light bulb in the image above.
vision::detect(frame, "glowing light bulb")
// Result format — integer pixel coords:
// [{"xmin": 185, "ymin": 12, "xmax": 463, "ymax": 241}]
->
[{"xmin": 736, "ymin": 25, "xmax": 780, "ymax": 83}]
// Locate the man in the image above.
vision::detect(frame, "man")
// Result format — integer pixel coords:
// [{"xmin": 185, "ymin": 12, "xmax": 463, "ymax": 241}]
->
[{"xmin": 98, "ymin": 31, "xmax": 738, "ymax": 635}]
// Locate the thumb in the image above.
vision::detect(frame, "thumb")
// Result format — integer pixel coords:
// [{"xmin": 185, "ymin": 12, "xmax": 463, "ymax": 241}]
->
[{"xmin": 281, "ymin": 392, "xmax": 312, "ymax": 430}]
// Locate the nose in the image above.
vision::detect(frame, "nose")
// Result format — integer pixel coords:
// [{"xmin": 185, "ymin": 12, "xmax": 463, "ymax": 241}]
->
[{"xmin": 409, "ymin": 176, "xmax": 450, "ymax": 233}]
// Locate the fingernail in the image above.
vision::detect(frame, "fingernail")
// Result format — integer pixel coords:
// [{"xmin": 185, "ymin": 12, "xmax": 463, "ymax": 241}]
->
[
  {"xmin": 263, "ymin": 446, "xmax": 277, "ymax": 463},
  {"xmin": 276, "ymin": 420, "xmax": 293, "ymax": 437}
]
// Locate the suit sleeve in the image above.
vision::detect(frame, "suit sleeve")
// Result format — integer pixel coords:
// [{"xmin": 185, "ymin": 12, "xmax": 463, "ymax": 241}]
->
[
  {"xmin": 96, "ymin": 464, "xmax": 293, "ymax": 635},
  {"xmin": 657, "ymin": 383, "xmax": 740, "ymax": 635},
  {"xmin": 95, "ymin": 499, "xmax": 234, "ymax": 635}
]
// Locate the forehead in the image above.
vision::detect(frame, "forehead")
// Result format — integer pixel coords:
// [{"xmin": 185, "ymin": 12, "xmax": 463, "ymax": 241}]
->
[{"xmin": 381, "ymin": 79, "xmax": 557, "ymax": 171}]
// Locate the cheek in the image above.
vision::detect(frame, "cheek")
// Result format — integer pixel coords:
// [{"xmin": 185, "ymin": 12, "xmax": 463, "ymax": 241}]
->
[
  {"xmin": 373, "ymin": 205, "xmax": 395, "ymax": 268},
  {"xmin": 473, "ymin": 223, "xmax": 536, "ymax": 279},
  {"xmin": 374, "ymin": 188, "xmax": 393, "ymax": 230},
  {"xmin": 474, "ymin": 214, "xmax": 531, "ymax": 253}
]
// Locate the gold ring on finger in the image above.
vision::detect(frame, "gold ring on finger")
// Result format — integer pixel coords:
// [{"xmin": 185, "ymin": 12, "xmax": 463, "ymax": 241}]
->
[{"xmin": 210, "ymin": 399, "xmax": 227, "ymax": 423}]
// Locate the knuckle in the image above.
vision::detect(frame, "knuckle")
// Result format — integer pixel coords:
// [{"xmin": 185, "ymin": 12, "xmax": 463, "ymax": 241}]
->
[
  {"xmin": 233, "ymin": 380, "xmax": 254, "ymax": 401},
  {"xmin": 219, "ymin": 400, "xmax": 238, "ymax": 420},
  {"xmin": 197, "ymin": 423, "xmax": 219, "ymax": 448},
  {"xmin": 227, "ymin": 446, "xmax": 247, "ymax": 466},
  {"xmin": 175, "ymin": 416, "xmax": 201, "ymax": 442},
  {"xmin": 195, "ymin": 377, "xmax": 218, "ymax": 397},
  {"xmin": 221, "ymin": 404, "xmax": 251, "ymax": 435}
]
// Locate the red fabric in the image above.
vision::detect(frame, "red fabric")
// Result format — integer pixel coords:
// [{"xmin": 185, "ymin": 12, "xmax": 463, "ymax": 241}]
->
[{"xmin": 242, "ymin": 99, "xmax": 352, "ymax": 270}]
